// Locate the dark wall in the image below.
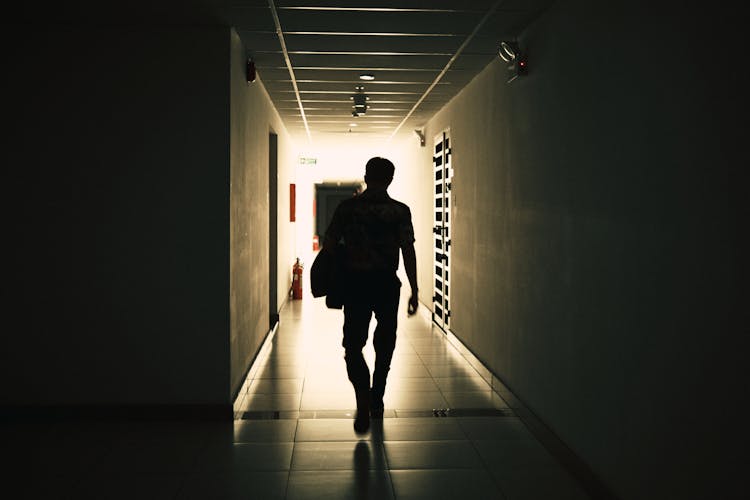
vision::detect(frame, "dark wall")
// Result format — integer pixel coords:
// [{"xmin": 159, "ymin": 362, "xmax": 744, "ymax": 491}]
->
[
  {"xmin": 2, "ymin": 26, "xmax": 231, "ymax": 407},
  {"xmin": 424, "ymin": 0, "xmax": 744, "ymax": 498},
  {"xmin": 315, "ymin": 184, "xmax": 361, "ymax": 243}
]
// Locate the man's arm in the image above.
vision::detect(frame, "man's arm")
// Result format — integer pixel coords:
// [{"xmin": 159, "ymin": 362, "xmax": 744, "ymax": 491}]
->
[{"xmin": 402, "ymin": 243, "xmax": 419, "ymax": 315}]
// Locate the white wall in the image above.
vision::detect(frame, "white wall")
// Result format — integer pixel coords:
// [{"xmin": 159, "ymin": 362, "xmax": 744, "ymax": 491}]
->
[
  {"xmin": 414, "ymin": 0, "xmax": 744, "ymax": 498},
  {"xmin": 229, "ymin": 30, "xmax": 298, "ymax": 398}
]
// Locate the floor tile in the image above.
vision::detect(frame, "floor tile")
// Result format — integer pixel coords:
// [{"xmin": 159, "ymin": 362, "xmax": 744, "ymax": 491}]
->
[
  {"xmin": 384, "ymin": 440, "xmax": 484, "ymax": 469},
  {"xmin": 455, "ymin": 417, "xmax": 535, "ymax": 441},
  {"xmin": 384, "ymin": 377, "xmax": 440, "ymax": 392},
  {"xmin": 417, "ymin": 354, "xmax": 467, "ymax": 363},
  {"xmin": 194, "ymin": 442, "xmax": 294, "ymax": 472},
  {"xmin": 433, "ymin": 376, "xmax": 491, "ymax": 392},
  {"xmin": 254, "ymin": 364, "xmax": 307, "ymax": 379},
  {"xmin": 300, "ymin": 391, "xmax": 357, "ymax": 410},
  {"xmin": 233, "ymin": 420, "xmax": 298, "ymax": 443},
  {"xmin": 380, "ymin": 418, "xmax": 465, "ymax": 441},
  {"xmin": 427, "ymin": 364, "xmax": 481, "ymax": 378},
  {"xmin": 388, "ymin": 354, "xmax": 427, "ymax": 366},
  {"xmin": 286, "ymin": 470, "xmax": 394, "ymax": 500},
  {"xmin": 387, "ymin": 364, "xmax": 432, "ymax": 378},
  {"xmin": 441, "ymin": 391, "xmax": 503, "ymax": 409},
  {"xmin": 302, "ymin": 376, "xmax": 354, "ymax": 392},
  {"xmin": 176, "ymin": 471, "xmax": 288, "ymax": 500},
  {"xmin": 295, "ymin": 419, "xmax": 367, "ymax": 442},
  {"xmin": 390, "ymin": 468, "xmax": 504, "ymax": 500},
  {"xmin": 240, "ymin": 393, "xmax": 301, "ymax": 412},
  {"xmin": 291, "ymin": 441, "xmax": 388, "ymax": 470},
  {"xmin": 383, "ymin": 391, "xmax": 449, "ymax": 410},
  {"xmin": 248, "ymin": 378, "xmax": 304, "ymax": 394}
]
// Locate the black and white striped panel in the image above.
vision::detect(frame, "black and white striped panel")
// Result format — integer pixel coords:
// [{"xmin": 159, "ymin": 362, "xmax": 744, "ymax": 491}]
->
[{"xmin": 432, "ymin": 130, "xmax": 451, "ymax": 331}]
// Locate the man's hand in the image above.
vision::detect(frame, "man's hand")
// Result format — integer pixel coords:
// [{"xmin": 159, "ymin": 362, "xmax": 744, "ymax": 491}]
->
[
  {"xmin": 407, "ymin": 292, "xmax": 419, "ymax": 316},
  {"xmin": 402, "ymin": 243, "xmax": 418, "ymax": 317}
]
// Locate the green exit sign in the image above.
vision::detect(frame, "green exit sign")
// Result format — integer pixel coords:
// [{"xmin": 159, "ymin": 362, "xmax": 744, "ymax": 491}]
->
[{"xmin": 299, "ymin": 157, "xmax": 317, "ymax": 165}]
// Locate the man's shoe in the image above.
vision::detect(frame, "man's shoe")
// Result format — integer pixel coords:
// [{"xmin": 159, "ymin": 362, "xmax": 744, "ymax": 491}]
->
[
  {"xmin": 370, "ymin": 389, "xmax": 384, "ymax": 419},
  {"xmin": 354, "ymin": 410, "xmax": 370, "ymax": 434},
  {"xmin": 354, "ymin": 388, "xmax": 371, "ymax": 434}
]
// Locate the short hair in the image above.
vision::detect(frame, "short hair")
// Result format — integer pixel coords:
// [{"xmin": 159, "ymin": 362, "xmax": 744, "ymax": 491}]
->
[{"xmin": 365, "ymin": 157, "xmax": 395, "ymax": 182}]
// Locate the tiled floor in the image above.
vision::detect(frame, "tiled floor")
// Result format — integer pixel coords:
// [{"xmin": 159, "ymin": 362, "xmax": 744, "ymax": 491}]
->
[{"xmin": 1, "ymin": 285, "xmax": 590, "ymax": 499}]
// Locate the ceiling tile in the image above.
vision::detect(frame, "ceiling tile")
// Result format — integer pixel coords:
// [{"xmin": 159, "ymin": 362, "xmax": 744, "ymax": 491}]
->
[{"xmin": 232, "ymin": 0, "xmax": 554, "ymax": 139}]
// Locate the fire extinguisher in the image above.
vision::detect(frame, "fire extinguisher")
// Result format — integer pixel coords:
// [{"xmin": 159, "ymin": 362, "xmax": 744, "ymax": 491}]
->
[{"xmin": 292, "ymin": 258, "xmax": 303, "ymax": 300}]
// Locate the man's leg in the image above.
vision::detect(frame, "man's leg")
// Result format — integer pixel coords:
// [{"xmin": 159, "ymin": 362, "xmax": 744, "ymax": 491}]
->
[
  {"xmin": 371, "ymin": 279, "xmax": 400, "ymax": 417},
  {"xmin": 342, "ymin": 300, "xmax": 372, "ymax": 433}
]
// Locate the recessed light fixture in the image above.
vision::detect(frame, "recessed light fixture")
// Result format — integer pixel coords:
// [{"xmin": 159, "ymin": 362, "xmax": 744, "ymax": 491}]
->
[
  {"xmin": 359, "ymin": 73, "xmax": 375, "ymax": 81},
  {"xmin": 349, "ymin": 123, "xmax": 357, "ymax": 127}
]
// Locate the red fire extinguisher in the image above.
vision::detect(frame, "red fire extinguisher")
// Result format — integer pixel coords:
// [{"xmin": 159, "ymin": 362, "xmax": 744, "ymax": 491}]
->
[{"xmin": 292, "ymin": 258, "xmax": 303, "ymax": 300}]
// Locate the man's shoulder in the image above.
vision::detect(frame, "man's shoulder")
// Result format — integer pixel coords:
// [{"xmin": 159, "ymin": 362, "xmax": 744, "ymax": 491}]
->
[
  {"xmin": 389, "ymin": 198, "xmax": 411, "ymax": 211},
  {"xmin": 345, "ymin": 191, "xmax": 412, "ymax": 218},
  {"xmin": 387, "ymin": 197, "xmax": 412, "ymax": 217},
  {"xmin": 335, "ymin": 196, "xmax": 359, "ymax": 213}
]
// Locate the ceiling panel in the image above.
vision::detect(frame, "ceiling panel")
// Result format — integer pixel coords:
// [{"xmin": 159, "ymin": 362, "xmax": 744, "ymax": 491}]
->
[
  {"xmin": 281, "ymin": 34, "xmax": 464, "ymax": 53},
  {"xmin": 274, "ymin": 0, "xmax": 498, "ymax": 9},
  {"xmin": 285, "ymin": 53, "xmax": 451, "ymax": 69},
  {"xmin": 270, "ymin": 81, "xmax": 433, "ymax": 93},
  {"xmin": 275, "ymin": 9, "xmax": 483, "ymax": 34},
  {"xmin": 232, "ymin": 0, "xmax": 554, "ymax": 140}
]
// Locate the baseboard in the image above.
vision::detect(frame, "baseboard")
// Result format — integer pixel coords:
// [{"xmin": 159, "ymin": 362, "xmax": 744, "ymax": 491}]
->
[
  {"xmin": 440, "ymin": 323, "xmax": 619, "ymax": 500},
  {"xmin": 0, "ymin": 403, "xmax": 233, "ymax": 422},
  {"xmin": 231, "ymin": 320, "xmax": 280, "ymax": 416}
]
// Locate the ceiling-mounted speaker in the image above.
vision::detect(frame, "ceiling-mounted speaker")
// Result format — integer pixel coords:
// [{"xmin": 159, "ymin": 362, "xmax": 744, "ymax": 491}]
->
[{"xmin": 246, "ymin": 58, "xmax": 256, "ymax": 83}]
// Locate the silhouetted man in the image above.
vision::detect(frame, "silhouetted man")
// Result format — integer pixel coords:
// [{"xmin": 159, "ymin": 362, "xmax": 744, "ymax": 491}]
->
[{"xmin": 323, "ymin": 157, "xmax": 419, "ymax": 434}]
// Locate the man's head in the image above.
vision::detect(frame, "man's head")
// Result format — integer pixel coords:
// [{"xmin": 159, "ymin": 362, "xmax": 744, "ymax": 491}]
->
[{"xmin": 364, "ymin": 157, "xmax": 395, "ymax": 188}]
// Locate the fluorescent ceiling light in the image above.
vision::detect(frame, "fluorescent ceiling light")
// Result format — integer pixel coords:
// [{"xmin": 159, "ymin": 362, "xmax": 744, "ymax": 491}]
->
[{"xmin": 359, "ymin": 73, "xmax": 375, "ymax": 80}]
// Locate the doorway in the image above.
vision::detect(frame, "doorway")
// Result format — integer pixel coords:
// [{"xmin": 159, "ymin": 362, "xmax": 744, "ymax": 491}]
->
[
  {"xmin": 314, "ymin": 182, "xmax": 362, "ymax": 247},
  {"xmin": 269, "ymin": 132, "xmax": 279, "ymax": 329}
]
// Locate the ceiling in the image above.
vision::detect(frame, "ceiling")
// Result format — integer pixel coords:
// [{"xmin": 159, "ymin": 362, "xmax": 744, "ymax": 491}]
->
[{"xmin": 228, "ymin": 0, "xmax": 554, "ymax": 142}]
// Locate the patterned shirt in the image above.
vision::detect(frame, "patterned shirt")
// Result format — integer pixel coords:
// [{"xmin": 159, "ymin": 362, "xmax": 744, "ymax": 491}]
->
[{"xmin": 323, "ymin": 188, "xmax": 415, "ymax": 274}]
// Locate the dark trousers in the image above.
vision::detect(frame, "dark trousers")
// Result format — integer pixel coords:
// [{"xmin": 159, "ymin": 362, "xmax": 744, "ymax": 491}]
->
[{"xmin": 342, "ymin": 274, "xmax": 401, "ymax": 401}]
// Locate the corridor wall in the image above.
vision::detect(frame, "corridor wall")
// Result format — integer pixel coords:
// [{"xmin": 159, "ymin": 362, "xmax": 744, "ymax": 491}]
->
[
  {"xmin": 417, "ymin": 0, "xmax": 743, "ymax": 498},
  {"xmin": 2, "ymin": 26, "xmax": 232, "ymax": 411},
  {"xmin": 2, "ymin": 25, "xmax": 297, "ymax": 414},
  {"xmin": 229, "ymin": 29, "xmax": 297, "ymax": 400}
]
